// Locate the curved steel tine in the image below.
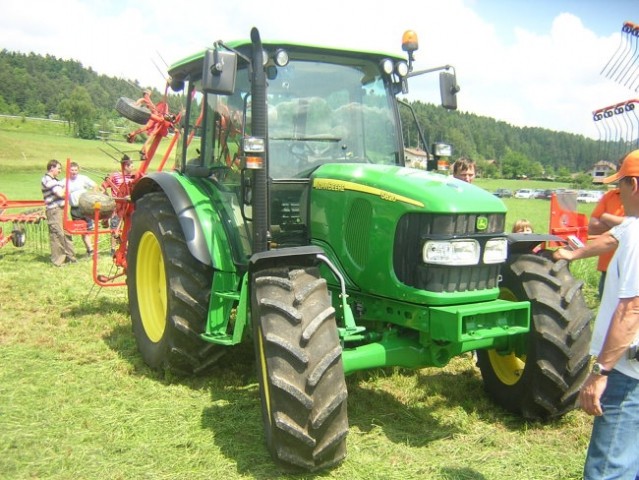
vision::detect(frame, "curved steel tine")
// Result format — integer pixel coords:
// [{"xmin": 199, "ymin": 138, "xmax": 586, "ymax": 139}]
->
[
  {"xmin": 601, "ymin": 23, "xmax": 630, "ymax": 76},
  {"xmin": 604, "ymin": 23, "xmax": 635, "ymax": 79},
  {"xmin": 616, "ymin": 29, "xmax": 639, "ymax": 84}
]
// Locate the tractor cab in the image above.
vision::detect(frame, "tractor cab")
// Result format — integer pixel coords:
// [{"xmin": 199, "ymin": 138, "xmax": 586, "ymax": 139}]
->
[{"xmin": 169, "ymin": 35, "xmax": 454, "ymax": 255}]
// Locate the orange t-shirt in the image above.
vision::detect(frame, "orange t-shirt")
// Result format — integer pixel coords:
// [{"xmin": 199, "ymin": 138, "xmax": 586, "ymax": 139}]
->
[{"xmin": 590, "ymin": 189, "xmax": 624, "ymax": 272}]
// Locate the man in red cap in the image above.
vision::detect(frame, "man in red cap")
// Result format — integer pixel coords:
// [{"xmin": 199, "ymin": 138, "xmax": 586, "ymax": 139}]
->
[{"xmin": 556, "ymin": 149, "xmax": 639, "ymax": 479}]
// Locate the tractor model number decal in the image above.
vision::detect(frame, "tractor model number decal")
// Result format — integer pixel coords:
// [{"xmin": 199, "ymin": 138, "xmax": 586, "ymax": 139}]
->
[
  {"xmin": 313, "ymin": 179, "xmax": 346, "ymax": 192},
  {"xmin": 313, "ymin": 178, "xmax": 424, "ymax": 207}
]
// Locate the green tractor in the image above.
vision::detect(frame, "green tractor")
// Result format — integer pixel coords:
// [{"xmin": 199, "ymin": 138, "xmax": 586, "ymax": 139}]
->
[{"xmin": 123, "ymin": 27, "xmax": 592, "ymax": 471}]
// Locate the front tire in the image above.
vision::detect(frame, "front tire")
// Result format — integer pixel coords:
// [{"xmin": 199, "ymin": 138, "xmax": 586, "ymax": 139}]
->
[
  {"xmin": 477, "ymin": 254, "xmax": 592, "ymax": 419},
  {"xmin": 252, "ymin": 266, "xmax": 348, "ymax": 471},
  {"xmin": 127, "ymin": 192, "xmax": 224, "ymax": 374}
]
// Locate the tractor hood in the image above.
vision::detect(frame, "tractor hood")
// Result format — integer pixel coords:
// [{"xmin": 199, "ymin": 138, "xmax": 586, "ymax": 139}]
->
[
  {"xmin": 310, "ymin": 163, "xmax": 506, "ymax": 214},
  {"xmin": 308, "ymin": 162, "xmax": 507, "ymax": 304}
]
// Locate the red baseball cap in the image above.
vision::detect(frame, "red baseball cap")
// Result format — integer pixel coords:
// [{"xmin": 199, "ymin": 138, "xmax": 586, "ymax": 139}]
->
[{"xmin": 603, "ymin": 149, "xmax": 639, "ymax": 184}]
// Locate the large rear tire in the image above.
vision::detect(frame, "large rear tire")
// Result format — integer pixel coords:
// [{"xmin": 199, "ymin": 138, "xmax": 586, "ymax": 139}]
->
[
  {"xmin": 127, "ymin": 192, "xmax": 224, "ymax": 374},
  {"xmin": 477, "ymin": 254, "xmax": 592, "ymax": 419},
  {"xmin": 252, "ymin": 266, "xmax": 348, "ymax": 471}
]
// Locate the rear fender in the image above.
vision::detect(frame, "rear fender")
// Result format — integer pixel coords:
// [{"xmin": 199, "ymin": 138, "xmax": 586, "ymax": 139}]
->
[
  {"xmin": 249, "ymin": 246, "xmax": 326, "ymax": 272},
  {"xmin": 132, "ymin": 173, "xmax": 233, "ymax": 270}
]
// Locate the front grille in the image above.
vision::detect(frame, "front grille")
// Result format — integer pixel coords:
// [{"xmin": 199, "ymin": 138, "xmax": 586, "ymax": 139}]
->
[{"xmin": 394, "ymin": 213, "xmax": 505, "ymax": 293}]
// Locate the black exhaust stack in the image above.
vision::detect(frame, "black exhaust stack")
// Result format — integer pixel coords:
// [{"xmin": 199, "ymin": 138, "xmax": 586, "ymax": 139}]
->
[{"xmin": 249, "ymin": 27, "xmax": 269, "ymax": 253}]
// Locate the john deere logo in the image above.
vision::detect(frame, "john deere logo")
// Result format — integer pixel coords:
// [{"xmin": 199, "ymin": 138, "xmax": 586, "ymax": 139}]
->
[{"xmin": 476, "ymin": 216, "xmax": 488, "ymax": 231}]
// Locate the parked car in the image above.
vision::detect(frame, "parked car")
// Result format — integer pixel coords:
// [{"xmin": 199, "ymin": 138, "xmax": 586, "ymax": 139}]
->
[
  {"xmin": 514, "ymin": 188, "xmax": 535, "ymax": 199},
  {"xmin": 493, "ymin": 188, "xmax": 513, "ymax": 198},
  {"xmin": 533, "ymin": 189, "xmax": 546, "ymax": 199},
  {"xmin": 577, "ymin": 190, "xmax": 604, "ymax": 203}
]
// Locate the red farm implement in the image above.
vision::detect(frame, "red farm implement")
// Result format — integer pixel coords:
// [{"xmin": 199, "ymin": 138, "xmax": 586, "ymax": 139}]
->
[
  {"xmin": 62, "ymin": 83, "xmax": 212, "ymax": 287},
  {"xmin": 0, "ymin": 193, "xmax": 45, "ymax": 249},
  {"xmin": 548, "ymin": 192, "xmax": 589, "ymax": 248}
]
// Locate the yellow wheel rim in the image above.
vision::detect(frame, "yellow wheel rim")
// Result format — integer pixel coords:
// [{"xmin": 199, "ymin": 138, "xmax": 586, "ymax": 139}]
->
[
  {"xmin": 487, "ymin": 350, "xmax": 526, "ymax": 385},
  {"xmin": 487, "ymin": 286, "xmax": 527, "ymax": 385},
  {"xmin": 257, "ymin": 327, "xmax": 272, "ymax": 426},
  {"xmin": 136, "ymin": 231, "xmax": 167, "ymax": 343}
]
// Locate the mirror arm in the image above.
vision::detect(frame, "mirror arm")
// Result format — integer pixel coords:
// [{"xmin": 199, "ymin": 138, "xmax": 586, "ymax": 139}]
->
[
  {"xmin": 214, "ymin": 41, "xmax": 251, "ymax": 63},
  {"xmin": 407, "ymin": 64, "xmax": 455, "ymax": 79}
]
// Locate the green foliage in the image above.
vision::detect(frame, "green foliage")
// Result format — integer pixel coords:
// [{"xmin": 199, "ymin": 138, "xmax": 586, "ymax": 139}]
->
[
  {"xmin": 0, "ymin": 48, "xmax": 628, "ymax": 180},
  {"xmin": 500, "ymin": 149, "xmax": 532, "ymax": 178},
  {"xmin": 572, "ymin": 172, "xmax": 596, "ymax": 189},
  {"xmin": 401, "ymin": 100, "xmax": 624, "ymax": 177},
  {"xmin": 58, "ymin": 86, "xmax": 96, "ymax": 139},
  {"xmin": 0, "ymin": 49, "xmax": 183, "ymax": 138}
]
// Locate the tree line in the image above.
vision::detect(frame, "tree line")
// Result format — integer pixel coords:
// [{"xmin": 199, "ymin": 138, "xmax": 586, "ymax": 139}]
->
[
  {"xmin": 0, "ymin": 49, "xmax": 633, "ymax": 179},
  {"xmin": 0, "ymin": 49, "xmax": 180, "ymax": 140},
  {"xmin": 400, "ymin": 100, "xmax": 632, "ymax": 180}
]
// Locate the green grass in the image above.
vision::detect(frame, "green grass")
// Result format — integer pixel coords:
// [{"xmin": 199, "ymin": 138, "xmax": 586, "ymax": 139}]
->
[
  {"xmin": 0, "ymin": 249, "xmax": 594, "ymax": 479},
  {"xmin": 0, "ymin": 119, "xmax": 601, "ymax": 479}
]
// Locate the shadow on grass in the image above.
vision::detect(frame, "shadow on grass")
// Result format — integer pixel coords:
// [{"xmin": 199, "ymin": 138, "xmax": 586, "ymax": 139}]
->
[
  {"xmin": 67, "ymin": 295, "xmax": 129, "ymax": 316},
  {"xmin": 100, "ymin": 325, "xmax": 539, "ymax": 477},
  {"xmin": 411, "ymin": 364, "xmax": 560, "ymax": 433},
  {"xmin": 439, "ymin": 467, "xmax": 487, "ymax": 480},
  {"xmin": 345, "ymin": 371, "xmax": 466, "ymax": 447},
  {"xmin": 198, "ymin": 363, "xmax": 494, "ymax": 478},
  {"xmin": 102, "ymin": 325, "xmax": 257, "ymax": 389},
  {"xmin": 0, "ymin": 249, "xmax": 49, "ymax": 263}
]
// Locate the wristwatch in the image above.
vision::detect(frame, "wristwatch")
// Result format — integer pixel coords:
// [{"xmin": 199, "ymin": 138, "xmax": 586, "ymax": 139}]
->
[{"xmin": 591, "ymin": 362, "xmax": 611, "ymax": 376}]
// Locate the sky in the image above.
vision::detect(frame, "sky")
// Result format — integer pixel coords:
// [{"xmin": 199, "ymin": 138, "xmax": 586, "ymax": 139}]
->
[{"xmin": 1, "ymin": 0, "xmax": 638, "ymax": 140}]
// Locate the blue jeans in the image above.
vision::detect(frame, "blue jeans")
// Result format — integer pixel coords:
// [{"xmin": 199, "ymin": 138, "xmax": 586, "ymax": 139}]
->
[{"xmin": 584, "ymin": 369, "xmax": 639, "ymax": 480}]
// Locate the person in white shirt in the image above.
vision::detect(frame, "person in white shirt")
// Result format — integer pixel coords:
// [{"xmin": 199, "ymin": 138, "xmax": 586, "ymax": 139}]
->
[
  {"xmin": 41, "ymin": 159, "xmax": 76, "ymax": 266},
  {"xmin": 555, "ymin": 149, "xmax": 639, "ymax": 479},
  {"xmin": 66, "ymin": 162, "xmax": 98, "ymax": 256}
]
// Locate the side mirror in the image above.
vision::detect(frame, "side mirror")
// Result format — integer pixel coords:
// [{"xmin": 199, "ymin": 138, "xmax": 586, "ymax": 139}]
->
[
  {"xmin": 439, "ymin": 71, "xmax": 459, "ymax": 110},
  {"xmin": 433, "ymin": 142, "xmax": 452, "ymax": 157},
  {"xmin": 202, "ymin": 49, "xmax": 237, "ymax": 95}
]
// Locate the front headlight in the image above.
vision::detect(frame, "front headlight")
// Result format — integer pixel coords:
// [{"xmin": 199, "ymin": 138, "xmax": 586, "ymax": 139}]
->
[
  {"xmin": 423, "ymin": 239, "xmax": 480, "ymax": 265},
  {"xmin": 483, "ymin": 238, "xmax": 508, "ymax": 264}
]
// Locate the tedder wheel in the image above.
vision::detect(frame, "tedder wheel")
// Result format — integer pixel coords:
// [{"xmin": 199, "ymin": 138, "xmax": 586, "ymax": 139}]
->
[
  {"xmin": 477, "ymin": 253, "xmax": 592, "ymax": 420},
  {"xmin": 127, "ymin": 192, "xmax": 224, "ymax": 374},
  {"xmin": 252, "ymin": 266, "xmax": 348, "ymax": 471},
  {"xmin": 11, "ymin": 228, "xmax": 26, "ymax": 248},
  {"xmin": 115, "ymin": 97, "xmax": 152, "ymax": 125}
]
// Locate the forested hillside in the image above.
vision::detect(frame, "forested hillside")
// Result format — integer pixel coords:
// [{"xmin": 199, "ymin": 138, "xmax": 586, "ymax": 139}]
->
[
  {"xmin": 0, "ymin": 50, "xmax": 180, "ymax": 139},
  {"xmin": 400, "ymin": 100, "xmax": 612, "ymax": 177},
  {"xmin": 0, "ymin": 49, "xmax": 628, "ymax": 178}
]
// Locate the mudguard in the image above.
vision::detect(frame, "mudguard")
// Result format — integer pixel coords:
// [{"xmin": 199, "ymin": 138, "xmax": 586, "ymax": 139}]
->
[
  {"xmin": 507, "ymin": 232, "xmax": 566, "ymax": 255},
  {"xmin": 133, "ymin": 173, "xmax": 211, "ymax": 265}
]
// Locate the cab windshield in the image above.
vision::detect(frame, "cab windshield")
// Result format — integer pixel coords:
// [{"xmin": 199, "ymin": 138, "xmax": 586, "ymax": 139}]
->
[
  {"xmin": 197, "ymin": 56, "xmax": 401, "ymax": 181},
  {"xmin": 264, "ymin": 59, "xmax": 400, "ymax": 178}
]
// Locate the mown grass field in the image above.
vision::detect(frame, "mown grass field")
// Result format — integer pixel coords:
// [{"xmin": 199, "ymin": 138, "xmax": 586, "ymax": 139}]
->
[{"xmin": 0, "ymin": 120, "xmax": 601, "ymax": 479}]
